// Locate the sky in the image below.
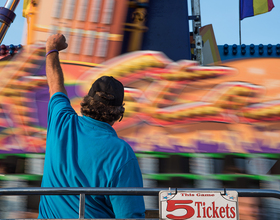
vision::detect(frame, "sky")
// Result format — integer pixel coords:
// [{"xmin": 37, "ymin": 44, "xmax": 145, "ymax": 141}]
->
[
  {"xmin": 199, "ymin": 0, "xmax": 280, "ymax": 45},
  {"xmin": 2, "ymin": 0, "xmax": 280, "ymax": 46}
]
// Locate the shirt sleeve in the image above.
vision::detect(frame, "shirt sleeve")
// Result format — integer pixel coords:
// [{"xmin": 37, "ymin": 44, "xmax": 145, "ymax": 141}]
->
[
  {"xmin": 109, "ymin": 159, "xmax": 146, "ymax": 219},
  {"xmin": 48, "ymin": 92, "xmax": 76, "ymax": 125}
]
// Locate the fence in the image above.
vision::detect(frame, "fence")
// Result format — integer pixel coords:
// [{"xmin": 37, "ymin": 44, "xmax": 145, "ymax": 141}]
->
[{"xmin": 0, "ymin": 187, "xmax": 280, "ymax": 219}]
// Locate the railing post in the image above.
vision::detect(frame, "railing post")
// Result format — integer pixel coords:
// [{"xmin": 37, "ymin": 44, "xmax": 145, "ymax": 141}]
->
[{"xmin": 79, "ymin": 193, "xmax": 85, "ymax": 219}]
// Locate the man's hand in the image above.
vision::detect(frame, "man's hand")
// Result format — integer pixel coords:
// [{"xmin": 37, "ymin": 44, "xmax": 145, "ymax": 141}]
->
[{"xmin": 46, "ymin": 34, "xmax": 68, "ymax": 52}]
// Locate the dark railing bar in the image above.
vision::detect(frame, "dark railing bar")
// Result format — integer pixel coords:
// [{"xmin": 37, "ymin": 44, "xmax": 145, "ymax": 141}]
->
[
  {"xmin": 1, "ymin": 187, "xmax": 279, "ymax": 219},
  {"xmin": 0, "ymin": 187, "xmax": 279, "ymax": 199}
]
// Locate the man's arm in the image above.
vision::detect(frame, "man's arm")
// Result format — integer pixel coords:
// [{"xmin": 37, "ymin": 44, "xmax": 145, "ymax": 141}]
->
[{"xmin": 46, "ymin": 34, "xmax": 68, "ymax": 97}]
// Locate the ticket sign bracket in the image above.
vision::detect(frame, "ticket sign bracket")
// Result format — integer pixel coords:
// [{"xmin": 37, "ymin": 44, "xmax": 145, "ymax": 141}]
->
[{"xmin": 159, "ymin": 189, "xmax": 238, "ymax": 219}]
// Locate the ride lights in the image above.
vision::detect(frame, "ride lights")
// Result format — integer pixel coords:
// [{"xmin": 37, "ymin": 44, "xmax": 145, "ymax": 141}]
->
[
  {"xmin": 232, "ymin": 44, "xmax": 237, "ymax": 55},
  {"xmin": 241, "ymin": 44, "xmax": 246, "ymax": 55},
  {"xmin": 277, "ymin": 44, "xmax": 280, "ymax": 55},
  {"xmin": 0, "ymin": 44, "xmax": 6, "ymax": 55},
  {"xmin": 223, "ymin": 44, "xmax": 228, "ymax": 55},
  {"xmin": 0, "ymin": 44, "xmax": 22, "ymax": 56},
  {"xmin": 9, "ymin": 44, "xmax": 14, "ymax": 55},
  {"xmin": 249, "ymin": 44, "xmax": 255, "ymax": 55},
  {"xmin": 267, "ymin": 44, "xmax": 272, "ymax": 55},
  {"xmin": 258, "ymin": 44, "xmax": 264, "ymax": 55}
]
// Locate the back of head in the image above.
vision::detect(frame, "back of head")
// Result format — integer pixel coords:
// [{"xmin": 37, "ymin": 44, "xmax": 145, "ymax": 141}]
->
[
  {"xmin": 88, "ymin": 76, "xmax": 124, "ymax": 106},
  {"xmin": 80, "ymin": 76, "xmax": 125, "ymax": 124}
]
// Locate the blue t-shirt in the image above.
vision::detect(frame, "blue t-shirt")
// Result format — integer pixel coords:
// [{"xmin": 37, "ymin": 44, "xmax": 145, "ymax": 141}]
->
[{"xmin": 38, "ymin": 92, "xmax": 145, "ymax": 219}]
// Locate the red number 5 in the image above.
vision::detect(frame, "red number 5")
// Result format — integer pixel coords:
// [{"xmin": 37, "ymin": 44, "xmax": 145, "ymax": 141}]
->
[{"xmin": 166, "ymin": 200, "xmax": 195, "ymax": 219}]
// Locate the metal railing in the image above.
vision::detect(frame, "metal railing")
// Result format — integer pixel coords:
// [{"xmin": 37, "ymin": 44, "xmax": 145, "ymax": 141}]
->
[{"xmin": 1, "ymin": 187, "xmax": 280, "ymax": 219}]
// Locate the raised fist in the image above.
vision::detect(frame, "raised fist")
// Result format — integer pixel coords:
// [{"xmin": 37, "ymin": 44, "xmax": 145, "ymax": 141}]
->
[{"xmin": 46, "ymin": 33, "xmax": 68, "ymax": 52}]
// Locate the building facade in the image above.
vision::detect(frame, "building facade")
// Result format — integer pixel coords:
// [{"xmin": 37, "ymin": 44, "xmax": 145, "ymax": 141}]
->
[{"xmin": 27, "ymin": 0, "xmax": 128, "ymax": 63}]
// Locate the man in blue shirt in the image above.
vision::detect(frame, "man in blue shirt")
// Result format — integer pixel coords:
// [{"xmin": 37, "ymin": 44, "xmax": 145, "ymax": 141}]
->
[{"xmin": 38, "ymin": 34, "xmax": 145, "ymax": 219}]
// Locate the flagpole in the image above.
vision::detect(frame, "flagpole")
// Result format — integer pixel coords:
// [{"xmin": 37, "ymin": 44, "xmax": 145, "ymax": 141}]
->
[
  {"xmin": 239, "ymin": 0, "xmax": 241, "ymax": 45},
  {"xmin": 239, "ymin": 19, "xmax": 241, "ymax": 45}
]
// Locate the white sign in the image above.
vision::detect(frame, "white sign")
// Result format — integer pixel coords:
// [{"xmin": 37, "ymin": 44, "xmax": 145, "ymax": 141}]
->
[{"xmin": 159, "ymin": 190, "xmax": 238, "ymax": 220}]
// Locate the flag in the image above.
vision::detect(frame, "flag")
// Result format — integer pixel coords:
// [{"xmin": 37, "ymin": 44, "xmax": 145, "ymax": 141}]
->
[{"xmin": 240, "ymin": 0, "xmax": 274, "ymax": 20}]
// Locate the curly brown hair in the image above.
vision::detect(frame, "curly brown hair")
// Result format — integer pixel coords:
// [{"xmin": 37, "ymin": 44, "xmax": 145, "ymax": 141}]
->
[{"xmin": 80, "ymin": 92, "xmax": 125, "ymax": 124}]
